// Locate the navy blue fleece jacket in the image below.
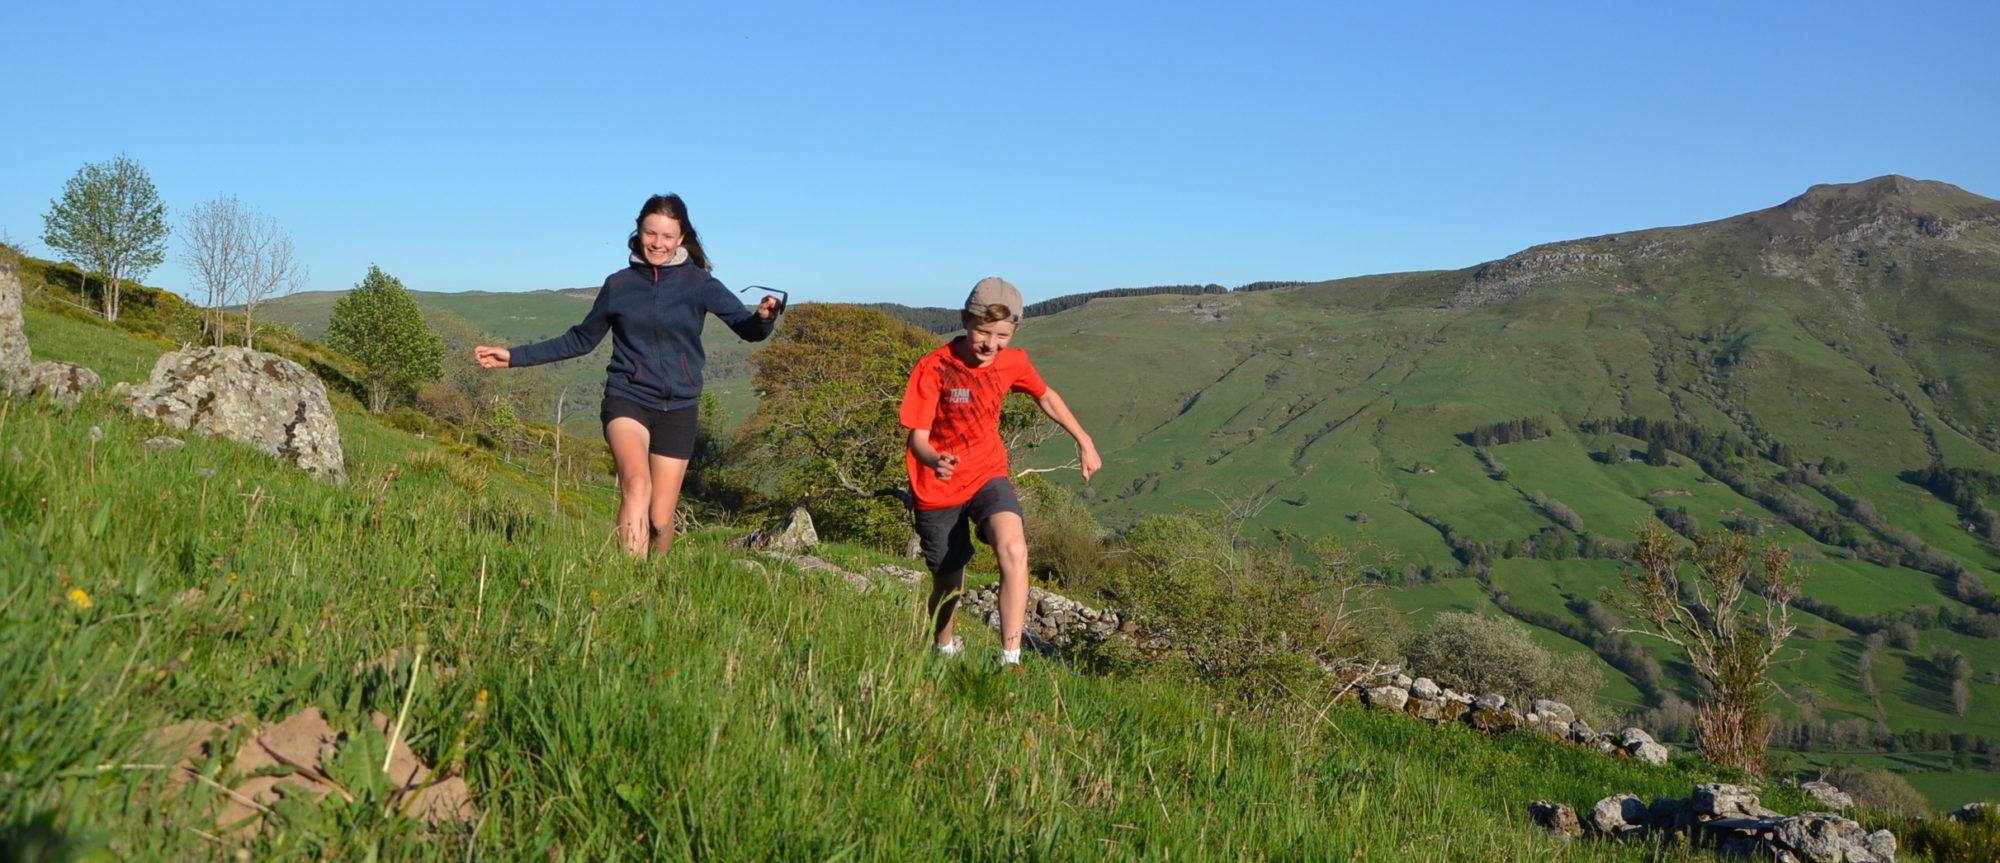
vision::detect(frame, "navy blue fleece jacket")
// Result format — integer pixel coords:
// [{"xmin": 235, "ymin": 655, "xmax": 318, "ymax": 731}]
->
[{"xmin": 507, "ymin": 257, "xmax": 773, "ymax": 411}]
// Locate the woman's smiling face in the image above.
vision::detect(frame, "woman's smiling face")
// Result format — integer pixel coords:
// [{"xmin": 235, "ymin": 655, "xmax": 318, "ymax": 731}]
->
[{"xmin": 638, "ymin": 213, "xmax": 683, "ymax": 266}]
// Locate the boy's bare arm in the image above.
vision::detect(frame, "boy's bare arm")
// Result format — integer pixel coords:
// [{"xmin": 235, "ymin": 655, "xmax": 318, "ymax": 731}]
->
[
  {"xmin": 908, "ymin": 428, "xmax": 959, "ymax": 481},
  {"xmin": 1033, "ymin": 388, "xmax": 1102, "ymax": 481}
]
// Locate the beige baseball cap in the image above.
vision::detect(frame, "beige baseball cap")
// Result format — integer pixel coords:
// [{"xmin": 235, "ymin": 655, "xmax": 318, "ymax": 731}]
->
[{"xmin": 964, "ymin": 277, "xmax": 1023, "ymax": 323}]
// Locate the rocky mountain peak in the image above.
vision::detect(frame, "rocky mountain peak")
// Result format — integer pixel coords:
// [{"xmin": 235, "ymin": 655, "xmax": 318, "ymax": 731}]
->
[
  {"xmin": 1767, "ymin": 174, "xmax": 2000, "ymax": 245},
  {"xmin": 1448, "ymin": 175, "xmax": 2000, "ymax": 308}
]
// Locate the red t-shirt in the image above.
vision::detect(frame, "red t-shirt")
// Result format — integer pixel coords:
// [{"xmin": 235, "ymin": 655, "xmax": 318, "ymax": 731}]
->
[{"xmin": 900, "ymin": 340, "xmax": 1048, "ymax": 509}]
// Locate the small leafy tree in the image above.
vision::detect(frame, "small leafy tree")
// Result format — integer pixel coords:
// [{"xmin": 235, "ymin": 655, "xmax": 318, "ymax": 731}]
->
[
  {"xmin": 1610, "ymin": 524, "xmax": 1806, "ymax": 774},
  {"xmin": 42, "ymin": 153, "xmax": 170, "ymax": 323},
  {"xmin": 736, "ymin": 303, "xmax": 938, "ymax": 548},
  {"xmin": 326, "ymin": 265, "xmax": 444, "ymax": 413}
]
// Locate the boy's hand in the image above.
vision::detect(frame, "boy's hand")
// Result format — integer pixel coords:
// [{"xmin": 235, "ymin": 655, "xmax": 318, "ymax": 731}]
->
[
  {"xmin": 1080, "ymin": 445, "xmax": 1102, "ymax": 482},
  {"xmin": 932, "ymin": 451, "xmax": 959, "ymax": 481}
]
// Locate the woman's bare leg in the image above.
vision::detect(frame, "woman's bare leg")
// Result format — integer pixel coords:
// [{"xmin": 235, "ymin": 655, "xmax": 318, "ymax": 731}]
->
[
  {"xmin": 648, "ymin": 455, "xmax": 691, "ymax": 555},
  {"xmin": 605, "ymin": 418, "xmax": 653, "ymax": 557}
]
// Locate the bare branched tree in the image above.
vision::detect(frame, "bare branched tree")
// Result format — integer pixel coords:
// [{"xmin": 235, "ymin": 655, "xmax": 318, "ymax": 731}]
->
[
  {"xmin": 181, "ymin": 195, "xmax": 251, "ymax": 344},
  {"xmin": 180, "ymin": 195, "xmax": 304, "ymax": 348},
  {"xmin": 241, "ymin": 224, "xmax": 303, "ymax": 349},
  {"xmin": 1608, "ymin": 524, "xmax": 1806, "ymax": 774}
]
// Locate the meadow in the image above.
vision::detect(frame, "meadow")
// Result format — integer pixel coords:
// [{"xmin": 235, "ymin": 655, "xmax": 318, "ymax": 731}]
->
[{"xmin": 2, "ymin": 301, "xmax": 1851, "ymax": 861}]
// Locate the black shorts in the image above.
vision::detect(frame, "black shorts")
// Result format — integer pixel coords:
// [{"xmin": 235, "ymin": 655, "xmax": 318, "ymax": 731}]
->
[
  {"xmin": 912, "ymin": 476, "xmax": 1024, "ymax": 576},
  {"xmin": 600, "ymin": 396, "xmax": 699, "ymax": 459}
]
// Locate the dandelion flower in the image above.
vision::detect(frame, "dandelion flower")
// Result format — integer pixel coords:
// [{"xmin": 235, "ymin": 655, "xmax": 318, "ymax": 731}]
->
[{"xmin": 67, "ymin": 589, "xmax": 94, "ymax": 610}]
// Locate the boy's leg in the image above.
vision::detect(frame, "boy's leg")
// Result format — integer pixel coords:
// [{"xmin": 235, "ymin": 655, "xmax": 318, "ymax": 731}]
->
[
  {"xmin": 961, "ymin": 477, "xmax": 1029, "ymax": 658},
  {"xmin": 981, "ymin": 510, "xmax": 1030, "ymax": 652},
  {"xmin": 915, "ymin": 506, "xmax": 975, "ymax": 647}
]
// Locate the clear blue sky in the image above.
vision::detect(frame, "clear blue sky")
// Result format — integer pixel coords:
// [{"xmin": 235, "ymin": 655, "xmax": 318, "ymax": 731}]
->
[{"xmin": 5, "ymin": 0, "xmax": 1996, "ymax": 309}]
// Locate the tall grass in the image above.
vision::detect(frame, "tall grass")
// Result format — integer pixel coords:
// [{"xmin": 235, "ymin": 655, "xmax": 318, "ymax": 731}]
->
[{"xmin": 3, "ymin": 393, "xmax": 1814, "ymax": 860}]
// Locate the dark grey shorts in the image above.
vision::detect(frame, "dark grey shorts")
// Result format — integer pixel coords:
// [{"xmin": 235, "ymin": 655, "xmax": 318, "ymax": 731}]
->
[
  {"xmin": 913, "ymin": 476, "xmax": 1023, "ymax": 576},
  {"xmin": 601, "ymin": 396, "xmax": 698, "ymax": 459}
]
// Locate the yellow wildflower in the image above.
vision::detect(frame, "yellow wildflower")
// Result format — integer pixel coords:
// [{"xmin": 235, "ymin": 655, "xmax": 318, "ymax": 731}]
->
[{"xmin": 67, "ymin": 589, "xmax": 94, "ymax": 610}]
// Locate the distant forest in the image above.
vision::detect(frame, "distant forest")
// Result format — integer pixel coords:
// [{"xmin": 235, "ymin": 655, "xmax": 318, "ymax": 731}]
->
[{"xmin": 865, "ymin": 281, "xmax": 1312, "ymax": 333}]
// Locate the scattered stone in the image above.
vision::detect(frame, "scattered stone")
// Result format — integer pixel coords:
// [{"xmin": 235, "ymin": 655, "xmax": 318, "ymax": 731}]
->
[
  {"xmin": 1706, "ymin": 812, "xmax": 1894, "ymax": 863},
  {"xmin": 1528, "ymin": 800, "xmax": 1583, "ymax": 839},
  {"xmin": 1618, "ymin": 727, "xmax": 1656, "ymax": 748},
  {"xmin": 766, "ymin": 552, "xmax": 871, "ymax": 593},
  {"xmin": 1365, "ymin": 686, "xmax": 1410, "ymax": 711},
  {"xmin": 1551, "ymin": 786, "xmax": 1898, "ymax": 862},
  {"xmin": 141, "ymin": 435, "xmax": 186, "ymax": 450},
  {"xmin": 1799, "ymin": 780, "xmax": 1855, "ymax": 811},
  {"xmin": 1947, "ymin": 802, "xmax": 1997, "ymax": 823},
  {"xmin": 113, "ymin": 346, "xmax": 344, "ymax": 481},
  {"xmin": 1406, "ymin": 696, "xmax": 1464, "ymax": 724},
  {"xmin": 1770, "ymin": 814, "xmax": 1881, "ymax": 863},
  {"xmin": 19, "ymin": 360, "xmax": 101, "ymax": 406},
  {"xmin": 1465, "ymin": 704, "xmax": 1522, "ymax": 734},
  {"xmin": 1690, "ymin": 783, "xmax": 1776, "ymax": 820},
  {"xmin": 0, "ymin": 265, "xmax": 28, "ymax": 389},
  {"xmin": 1863, "ymin": 828, "xmax": 1898, "ymax": 861},
  {"xmin": 768, "ymin": 505, "xmax": 818, "ymax": 552},
  {"xmin": 1529, "ymin": 699, "xmax": 1576, "ymax": 725},
  {"xmin": 1475, "ymin": 692, "xmax": 1507, "ymax": 711},
  {"xmin": 1628, "ymin": 740, "xmax": 1670, "ymax": 766},
  {"xmin": 1590, "ymin": 793, "xmax": 1649, "ymax": 838},
  {"xmin": 1526, "ymin": 716, "xmax": 1572, "ymax": 738},
  {"xmin": 874, "ymin": 563, "xmax": 925, "ymax": 585},
  {"xmin": 1409, "ymin": 677, "xmax": 1442, "ymax": 700}
]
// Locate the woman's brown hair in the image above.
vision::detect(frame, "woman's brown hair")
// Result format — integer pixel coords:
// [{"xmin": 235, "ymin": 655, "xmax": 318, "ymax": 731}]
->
[{"xmin": 628, "ymin": 193, "xmax": 711, "ymax": 270}]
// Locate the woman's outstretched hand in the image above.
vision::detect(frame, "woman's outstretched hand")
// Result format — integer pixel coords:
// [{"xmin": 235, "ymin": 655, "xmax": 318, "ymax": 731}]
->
[
  {"xmin": 474, "ymin": 346, "xmax": 511, "ymax": 369},
  {"xmin": 756, "ymin": 295, "xmax": 782, "ymax": 320}
]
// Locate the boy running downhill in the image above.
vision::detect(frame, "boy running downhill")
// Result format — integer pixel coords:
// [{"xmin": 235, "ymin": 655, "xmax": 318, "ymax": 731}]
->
[{"xmin": 900, "ymin": 277, "xmax": 1102, "ymax": 667}]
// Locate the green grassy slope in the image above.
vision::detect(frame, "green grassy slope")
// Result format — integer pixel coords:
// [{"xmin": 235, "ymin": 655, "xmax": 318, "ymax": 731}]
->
[{"xmin": 4, "ymin": 305, "xmax": 1820, "ymax": 861}]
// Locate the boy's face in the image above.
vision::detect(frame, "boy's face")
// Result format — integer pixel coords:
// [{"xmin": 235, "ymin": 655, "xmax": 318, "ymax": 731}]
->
[{"xmin": 962, "ymin": 319, "xmax": 1017, "ymax": 367}]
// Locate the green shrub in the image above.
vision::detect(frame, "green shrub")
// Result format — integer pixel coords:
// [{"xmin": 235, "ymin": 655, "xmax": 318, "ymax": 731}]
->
[
  {"xmin": 1820, "ymin": 765, "xmax": 1931, "ymax": 819},
  {"xmin": 1018, "ymin": 475, "xmax": 1105, "ymax": 590},
  {"xmin": 1896, "ymin": 804, "xmax": 2000, "ymax": 863},
  {"xmin": 384, "ymin": 406, "xmax": 452, "ymax": 439},
  {"xmin": 1402, "ymin": 611, "xmax": 1603, "ymax": 712},
  {"xmin": 1101, "ymin": 509, "xmax": 1397, "ymax": 703}
]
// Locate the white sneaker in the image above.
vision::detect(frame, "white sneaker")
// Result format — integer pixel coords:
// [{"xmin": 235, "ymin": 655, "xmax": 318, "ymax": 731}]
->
[
  {"xmin": 933, "ymin": 636, "xmax": 963, "ymax": 657},
  {"xmin": 1000, "ymin": 648, "xmax": 1022, "ymax": 666}
]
